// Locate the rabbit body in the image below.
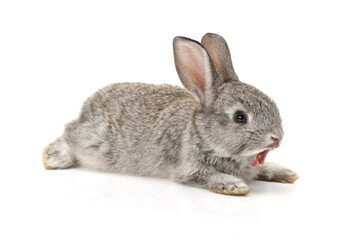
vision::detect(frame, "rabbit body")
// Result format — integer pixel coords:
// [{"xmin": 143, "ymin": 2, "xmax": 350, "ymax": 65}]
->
[
  {"xmin": 43, "ymin": 33, "xmax": 298, "ymax": 195},
  {"xmin": 64, "ymin": 82, "xmax": 197, "ymax": 178}
]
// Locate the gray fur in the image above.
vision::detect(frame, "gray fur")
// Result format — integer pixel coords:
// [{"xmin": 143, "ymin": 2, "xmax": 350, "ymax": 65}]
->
[{"xmin": 43, "ymin": 33, "xmax": 298, "ymax": 195}]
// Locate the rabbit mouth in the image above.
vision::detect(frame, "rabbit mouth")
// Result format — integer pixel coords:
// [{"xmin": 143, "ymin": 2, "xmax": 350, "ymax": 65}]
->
[{"xmin": 251, "ymin": 150, "xmax": 270, "ymax": 167}]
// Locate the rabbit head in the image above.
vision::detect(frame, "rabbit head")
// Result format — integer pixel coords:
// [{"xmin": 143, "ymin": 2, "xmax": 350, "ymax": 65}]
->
[{"xmin": 173, "ymin": 33, "xmax": 283, "ymax": 166}]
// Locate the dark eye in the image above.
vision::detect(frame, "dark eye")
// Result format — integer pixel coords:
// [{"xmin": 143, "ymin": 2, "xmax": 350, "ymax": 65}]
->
[{"xmin": 233, "ymin": 111, "xmax": 247, "ymax": 124}]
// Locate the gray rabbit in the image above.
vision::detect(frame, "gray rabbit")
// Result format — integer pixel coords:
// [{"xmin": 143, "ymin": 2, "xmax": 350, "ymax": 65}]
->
[{"xmin": 43, "ymin": 33, "xmax": 298, "ymax": 195}]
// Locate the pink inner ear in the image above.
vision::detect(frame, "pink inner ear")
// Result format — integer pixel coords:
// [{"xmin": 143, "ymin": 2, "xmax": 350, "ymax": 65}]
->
[
  {"xmin": 187, "ymin": 52, "xmax": 206, "ymax": 92},
  {"xmin": 174, "ymin": 38, "xmax": 212, "ymax": 99},
  {"xmin": 201, "ymin": 37, "xmax": 226, "ymax": 81},
  {"xmin": 207, "ymin": 48, "xmax": 226, "ymax": 80}
]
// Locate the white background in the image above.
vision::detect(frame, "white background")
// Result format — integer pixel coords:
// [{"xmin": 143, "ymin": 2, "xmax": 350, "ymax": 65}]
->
[{"xmin": 1, "ymin": 0, "xmax": 359, "ymax": 239}]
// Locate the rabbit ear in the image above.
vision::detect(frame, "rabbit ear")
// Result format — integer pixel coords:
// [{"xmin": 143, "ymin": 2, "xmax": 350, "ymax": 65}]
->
[
  {"xmin": 173, "ymin": 36, "xmax": 224, "ymax": 108},
  {"xmin": 201, "ymin": 33, "xmax": 239, "ymax": 82}
]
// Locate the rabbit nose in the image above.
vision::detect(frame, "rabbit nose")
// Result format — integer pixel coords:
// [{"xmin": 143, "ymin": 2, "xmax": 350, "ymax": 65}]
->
[{"xmin": 270, "ymin": 137, "xmax": 280, "ymax": 148}]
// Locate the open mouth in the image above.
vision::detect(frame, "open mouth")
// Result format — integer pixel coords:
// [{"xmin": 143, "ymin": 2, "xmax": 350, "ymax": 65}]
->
[{"xmin": 251, "ymin": 150, "xmax": 270, "ymax": 167}]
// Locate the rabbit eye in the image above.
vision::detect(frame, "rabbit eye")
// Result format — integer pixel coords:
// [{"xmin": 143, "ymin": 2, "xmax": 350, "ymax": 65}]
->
[{"xmin": 233, "ymin": 111, "xmax": 247, "ymax": 124}]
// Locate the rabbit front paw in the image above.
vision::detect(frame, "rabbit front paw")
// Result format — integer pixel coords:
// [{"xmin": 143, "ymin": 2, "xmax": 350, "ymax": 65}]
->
[
  {"xmin": 208, "ymin": 174, "xmax": 249, "ymax": 196},
  {"xmin": 274, "ymin": 172, "xmax": 299, "ymax": 183},
  {"xmin": 256, "ymin": 162, "xmax": 299, "ymax": 183}
]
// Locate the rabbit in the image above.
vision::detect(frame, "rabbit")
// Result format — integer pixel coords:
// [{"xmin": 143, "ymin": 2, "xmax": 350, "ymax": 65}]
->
[{"xmin": 42, "ymin": 33, "xmax": 298, "ymax": 196}]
